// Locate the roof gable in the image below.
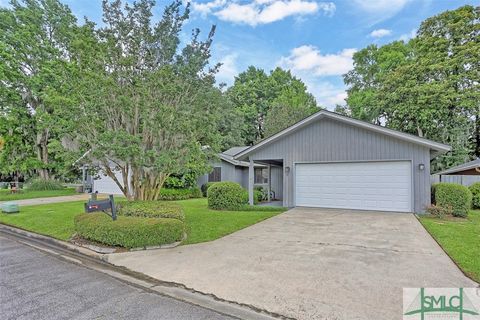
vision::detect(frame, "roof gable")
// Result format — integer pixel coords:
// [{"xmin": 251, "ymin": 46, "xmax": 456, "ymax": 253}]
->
[{"xmin": 234, "ymin": 110, "xmax": 450, "ymax": 160}]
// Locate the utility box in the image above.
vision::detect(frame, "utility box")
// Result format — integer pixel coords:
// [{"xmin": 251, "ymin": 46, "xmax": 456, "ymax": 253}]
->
[{"xmin": 1, "ymin": 202, "xmax": 20, "ymax": 214}]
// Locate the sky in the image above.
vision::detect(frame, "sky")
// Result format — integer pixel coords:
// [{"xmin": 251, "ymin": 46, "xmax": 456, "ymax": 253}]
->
[{"xmin": 2, "ymin": 0, "xmax": 476, "ymax": 109}]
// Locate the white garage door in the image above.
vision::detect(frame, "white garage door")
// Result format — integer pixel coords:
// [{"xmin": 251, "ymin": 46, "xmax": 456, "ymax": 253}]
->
[{"xmin": 295, "ymin": 161, "xmax": 412, "ymax": 212}]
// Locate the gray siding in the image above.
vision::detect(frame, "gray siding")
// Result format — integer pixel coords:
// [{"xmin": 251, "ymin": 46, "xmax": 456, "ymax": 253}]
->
[
  {"xmin": 270, "ymin": 166, "xmax": 283, "ymax": 200},
  {"xmin": 197, "ymin": 161, "xmax": 246, "ymax": 188},
  {"xmin": 248, "ymin": 118, "xmax": 431, "ymax": 212}
]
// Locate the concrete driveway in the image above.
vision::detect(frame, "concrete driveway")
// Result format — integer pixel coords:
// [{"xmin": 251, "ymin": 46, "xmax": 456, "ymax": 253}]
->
[{"xmin": 107, "ymin": 208, "xmax": 476, "ymax": 320}]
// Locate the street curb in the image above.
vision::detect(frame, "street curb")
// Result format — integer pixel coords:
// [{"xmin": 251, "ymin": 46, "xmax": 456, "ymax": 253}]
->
[{"xmin": 0, "ymin": 223, "xmax": 290, "ymax": 320}]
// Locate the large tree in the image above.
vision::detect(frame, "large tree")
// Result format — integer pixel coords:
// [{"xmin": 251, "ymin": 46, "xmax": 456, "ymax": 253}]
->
[
  {"xmin": 343, "ymin": 5, "xmax": 479, "ymax": 171},
  {"xmin": 72, "ymin": 0, "xmax": 236, "ymax": 200},
  {"xmin": 228, "ymin": 67, "xmax": 318, "ymax": 144},
  {"xmin": 0, "ymin": 0, "xmax": 78, "ymax": 179}
]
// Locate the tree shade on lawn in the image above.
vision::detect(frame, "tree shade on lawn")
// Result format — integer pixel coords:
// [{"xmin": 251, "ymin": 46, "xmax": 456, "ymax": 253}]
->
[{"xmin": 0, "ymin": 199, "xmax": 285, "ymax": 245}]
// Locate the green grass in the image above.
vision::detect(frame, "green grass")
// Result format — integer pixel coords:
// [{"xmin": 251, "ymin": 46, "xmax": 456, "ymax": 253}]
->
[
  {"xmin": 419, "ymin": 211, "xmax": 480, "ymax": 282},
  {"xmin": 0, "ymin": 188, "xmax": 77, "ymax": 201},
  {"xmin": 178, "ymin": 198, "xmax": 285, "ymax": 245},
  {"xmin": 0, "ymin": 201, "xmax": 84, "ymax": 240},
  {"xmin": 0, "ymin": 198, "xmax": 285, "ymax": 245}
]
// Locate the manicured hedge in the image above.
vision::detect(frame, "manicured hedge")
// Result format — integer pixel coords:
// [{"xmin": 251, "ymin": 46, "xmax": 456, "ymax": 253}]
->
[
  {"xmin": 158, "ymin": 187, "xmax": 202, "ymax": 200},
  {"xmin": 74, "ymin": 213, "xmax": 184, "ymax": 248},
  {"xmin": 469, "ymin": 182, "xmax": 480, "ymax": 209},
  {"xmin": 434, "ymin": 183, "xmax": 472, "ymax": 218},
  {"xmin": 208, "ymin": 181, "xmax": 247, "ymax": 210},
  {"xmin": 118, "ymin": 201, "xmax": 185, "ymax": 221}
]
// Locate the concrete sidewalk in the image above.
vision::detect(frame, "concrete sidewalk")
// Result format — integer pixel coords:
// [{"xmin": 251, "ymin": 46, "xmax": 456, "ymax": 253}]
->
[
  {"xmin": 0, "ymin": 194, "xmax": 90, "ymax": 206},
  {"xmin": 107, "ymin": 207, "xmax": 476, "ymax": 320}
]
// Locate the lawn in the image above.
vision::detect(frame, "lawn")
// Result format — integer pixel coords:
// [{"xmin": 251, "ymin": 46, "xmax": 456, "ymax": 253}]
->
[
  {"xmin": 419, "ymin": 211, "xmax": 480, "ymax": 282},
  {"xmin": 0, "ymin": 198, "xmax": 285, "ymax": 244},
  {"xmin": 0, "ymin": 188, "xmax": 77, "ymax": 201}
]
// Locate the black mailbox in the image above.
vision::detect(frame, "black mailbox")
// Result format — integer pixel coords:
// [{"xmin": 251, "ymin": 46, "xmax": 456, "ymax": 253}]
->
[{"xmin": 84, "ymin": 194, "xmax": 117, "ymax": 220}]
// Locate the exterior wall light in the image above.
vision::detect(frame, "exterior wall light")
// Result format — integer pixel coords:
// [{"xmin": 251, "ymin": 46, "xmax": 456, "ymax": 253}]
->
[
  {"xmin": 285, "ymin": 166, "xmax": 290, "ymax": 175},
  {"xmin": 418, "ymin": 164, "xmax": 425, "ymax": 171}
]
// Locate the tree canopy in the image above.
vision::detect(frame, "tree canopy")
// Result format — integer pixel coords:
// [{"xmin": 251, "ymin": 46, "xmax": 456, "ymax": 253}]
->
[
  {"xmin": 343, "ymin": 5, "xmax": 480, "ymax": 171},
  {"xmin": 227, "ymin": 67, "xmax": 319, "ymax": 144}
]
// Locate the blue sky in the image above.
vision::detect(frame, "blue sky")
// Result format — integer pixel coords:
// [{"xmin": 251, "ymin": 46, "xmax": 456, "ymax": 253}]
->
[{"xmin": 3, "ymin": 0, "xmax": 476, "ymax": 108}]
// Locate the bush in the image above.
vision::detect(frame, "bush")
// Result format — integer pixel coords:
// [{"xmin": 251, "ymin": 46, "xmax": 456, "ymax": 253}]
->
[
  {"xmin": 158, "ymin": 187, "xmax": 202, "ymax": 200},
  {"xmin": 26, "ymin": 178, "xmax": 64, "ymax": 190},
  {"xmin": 118, "ymin": 201, "xmax": 184, "ymax": 221},
  {"xmin": 469, "ymin": 182, "xmax": 480, "ymax": 209},
  {"xmin": 74, "ymin": 213, "xmax": 184, "ymax": 248},
  {"xmin": 434, "ymin": 183, "xmax": 472, "ymax": 218},
  {"xmin": 208, "ymin": 181, "xmax": 247, "ymax": 210},
  {"xmin": 201, "ymin": 182, "xmax": 217, "ymax": 197},
  {"xmin": 426, "ymin": 205, "xmax": 453, "ymax": 219}
]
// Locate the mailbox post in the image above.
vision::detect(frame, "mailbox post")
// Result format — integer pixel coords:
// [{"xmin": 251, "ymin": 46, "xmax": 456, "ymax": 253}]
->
[{"xmin": 84, "ymin": 194, "xmax": 117, "ymax": 220}]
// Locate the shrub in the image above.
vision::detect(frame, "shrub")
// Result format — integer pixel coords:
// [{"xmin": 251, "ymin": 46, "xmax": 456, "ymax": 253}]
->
[
  {"xmin": 435, "ymin": 183, "xmax": 472, "ymax": 218},
  {"xmin": 158, "ymin": 187, "xmax": 202, "ymax": 200},
  {"xmin": 118, "ymin": 201, "xmax": 185, "ymax": 221},
  {"xmin": 74, "ymin": 213, "xmax": 184, "ymax": 248},
  {"xmin": 201, "ymin": 182, "xmax": 217, "ymax": 197},
  {"xmin": 208, "ymin": 181, "xmax": 247, "ymax": 210},
  {"xmin": 426, "ymin": 205, "xmax": 453, "ymax": 219},
  {"xmin": 469, "ymin": 182, "xmax": 480, "ymax": 209},
  {"xmin": 26, "ymin": 178, "xmax": 64, "ymax": 190}
]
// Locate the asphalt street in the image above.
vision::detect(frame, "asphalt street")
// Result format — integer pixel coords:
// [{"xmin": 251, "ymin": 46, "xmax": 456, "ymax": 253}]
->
[{"xmin": 0, "ymin": 236, "xmax": 234, "ymax": 320}]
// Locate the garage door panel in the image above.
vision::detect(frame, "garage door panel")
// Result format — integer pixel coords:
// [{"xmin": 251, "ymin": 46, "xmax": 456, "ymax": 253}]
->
[{"xmin": 295, "ymin": 161, "xmax": 412, "ymax": 212}]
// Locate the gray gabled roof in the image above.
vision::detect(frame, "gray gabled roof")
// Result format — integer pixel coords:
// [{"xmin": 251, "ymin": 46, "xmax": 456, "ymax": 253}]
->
[
  {"xmin": 218, "ymin": 147, "xmax": 265, "ymax": 167},
  {"xmin": 234, "ymin": 110, "xmax": 451, "ymax": 160},
  {"xmin": 222, "ymin": 146, "xmax": 249, "ymax": 156},
  {"xmin": 436, "ymin": 159, "xmax": 480, "ymax": 175}
]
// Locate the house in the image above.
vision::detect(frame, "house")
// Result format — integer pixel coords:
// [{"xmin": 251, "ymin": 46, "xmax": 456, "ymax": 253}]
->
[
  {"xmin": 93, "ymin": 110, "xmax": 450, "ymax": 213},
  {"xmin": 93, "ymin": 147, "xmax": 284, "ymax": 201},
  {"xmin": 430, "ymin": 159, "xmax": 480, "ymax": 187},
  {"xmin": 196, "ymin": 147, "xmax": 283, "ymax": 201},
  {"xmin": 435, "ymin": 159, "xmax": 480, "ymax": 176},
  {"xmin": 233, "ymin": 110, "xmax": 450, "ymax": 213}
]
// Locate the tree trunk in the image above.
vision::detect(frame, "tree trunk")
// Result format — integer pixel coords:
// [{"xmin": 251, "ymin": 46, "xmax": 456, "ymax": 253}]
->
[
  {"xmin": 36, "ymin": 129, "xmax": 50, "ymax": 180},
  {"xmin": 475, "ymin": 113, "xmax": 480, "ymax": 157}
]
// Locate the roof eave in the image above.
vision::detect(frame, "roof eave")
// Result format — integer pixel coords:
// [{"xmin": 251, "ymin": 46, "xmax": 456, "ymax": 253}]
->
[{"xmin": 234, "ymin": 110, "xmax": 451, "ymax": 160}]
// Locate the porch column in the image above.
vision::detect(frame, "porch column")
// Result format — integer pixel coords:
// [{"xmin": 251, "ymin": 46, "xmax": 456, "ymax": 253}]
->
[
  {"xmin": 248, "ymin": 158, "xmax": 254, "ymax": 205},
  {"xmin": 267, "ymin": 164, "xmax": 271, "ymax": 202}
]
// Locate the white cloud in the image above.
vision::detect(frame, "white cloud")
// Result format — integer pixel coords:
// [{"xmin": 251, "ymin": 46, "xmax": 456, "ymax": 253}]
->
[
  {"xmin": 369, "ymin": 28, "xmax": 391, "ymax": 38},
  {"xmin": 350, "ymin": 0, "xmax": 412, "ymax": 24},
  {"xmin": 311, "ymin": 82, "xmax": 348, "ymax": 107},
  {"xmin": 399, "ymin": 28, "xmax": 417, "ymax": 41},
  {"xmin": 192, "ymin": 0, "xmax": 335, "ymax": 26},
  {"xmin": 191, "ymin": 0, "xmax": 227, "ymax": 17},
  {"xmin": 278, "ymin": 45, "xmax": 356, "ymax": 76},
  {"xmin": 216, "ymin": 54, "xmax": 239, "ymax": 85}
]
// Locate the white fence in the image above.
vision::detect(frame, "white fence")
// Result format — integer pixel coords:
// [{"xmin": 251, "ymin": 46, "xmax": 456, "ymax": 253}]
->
[{"xmin": 431, "ymin": 175, "xmax": 480, "ymax": 186}]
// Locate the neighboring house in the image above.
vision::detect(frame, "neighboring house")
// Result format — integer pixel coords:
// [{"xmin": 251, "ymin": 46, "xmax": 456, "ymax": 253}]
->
[
  {"xmin": 234, "ymin": 110, "xmax": 450, "ymax": 213},
  {"xmin": 431, "ymin": 159, "xmax": 480, "ymax": 187},
  {"xmin": 435, "ymin": 159, "xmax": 480, "ymax": 176}
]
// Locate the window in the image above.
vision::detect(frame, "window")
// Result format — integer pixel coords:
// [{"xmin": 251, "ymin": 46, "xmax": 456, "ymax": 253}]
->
[
  {"xmin": 254, "ymin": 168, "xmax": 268, "ymax": 184},
  {"xmin": 208, "ymin": 167, "xmax": 221, "ymax": 182}
]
